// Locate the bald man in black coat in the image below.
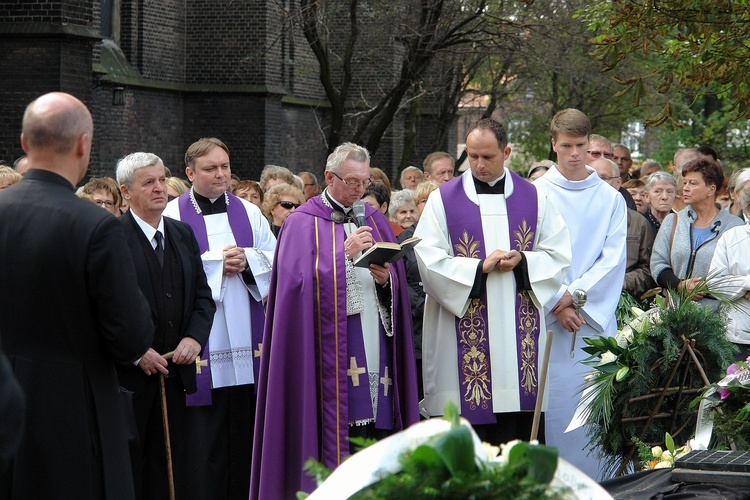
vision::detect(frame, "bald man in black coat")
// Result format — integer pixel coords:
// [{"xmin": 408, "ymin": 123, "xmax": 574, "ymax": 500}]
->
[{"xmin": 0, "ymin": 92, "xmax": 153, "ymax": 499}]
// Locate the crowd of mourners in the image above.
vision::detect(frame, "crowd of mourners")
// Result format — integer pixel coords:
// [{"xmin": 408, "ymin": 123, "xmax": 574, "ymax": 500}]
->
[{"xmin": 2, "ymin": 92, "xmax": 750, "ymax": 500}]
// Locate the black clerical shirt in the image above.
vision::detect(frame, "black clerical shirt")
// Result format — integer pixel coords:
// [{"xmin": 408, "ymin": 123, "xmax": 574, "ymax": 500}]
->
[
  {"xmin": 467, "ymin": 173, "xmax": 531, "ymax": 297},
  {"xmin": 193, "ymin": 190, "xmax": 255, "ymax": 284},
  {"xmin": 193, "ymin": 191, "xmax": 227, "ymax": 214}
]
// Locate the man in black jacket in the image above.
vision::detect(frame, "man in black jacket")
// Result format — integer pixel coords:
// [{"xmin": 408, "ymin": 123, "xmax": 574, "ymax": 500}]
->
[
  {"xmin": 116, "ymin": 152, "xmax": 215, "ymax": 499},
  {"xmin": 0, "ymin": 92, "xmax": 153, "ymax": 499}
]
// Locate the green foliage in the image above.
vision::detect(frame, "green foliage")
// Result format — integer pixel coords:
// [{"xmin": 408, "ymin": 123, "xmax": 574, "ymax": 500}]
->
[
  {"xmin": 468, "ymin": 0, "xmax": 667, "ymax": 168},
  {"xmin": 351, "ymin": 440, "xmax": 562, "ymax": 499},
  {"xmin": 411, "ymin": 425, "xmax": 477, "ymax": 477},
  {"xmin": 348, "ymin": 436, "xmax": 378, "ymax": 454},
  {"xmin": 581, "ymin": 287, "xmax": 738, "ymax": 476},
  {"xmin": 586, "ymin": 0, "xmax": 750, "ymax": 124},
  {"xmin": 301, "ymin": 402, "xmax": 565, "ymax": 498},
  {"xmin": 616, "ymin": 290, "xmax": 641, "ymax": 331},
  {"xmin": 644, "ymin": 97, "xmax": 750, "ymax": 170}
]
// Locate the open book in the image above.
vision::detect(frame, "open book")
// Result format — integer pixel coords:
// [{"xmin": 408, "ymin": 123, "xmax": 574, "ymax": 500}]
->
[{"xmin": 353, "ymin": 237, "xmax": 421, "ymax": 268}]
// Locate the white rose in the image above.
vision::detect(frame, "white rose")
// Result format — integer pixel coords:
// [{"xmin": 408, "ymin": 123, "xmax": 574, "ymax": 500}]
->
[
  {"xmin": 651, "ymin": 446, "xmax": 663, "ymax": 458},
  {"xmin": 654, "ymin": 461, "xmax": 672, "ymax": 469}
]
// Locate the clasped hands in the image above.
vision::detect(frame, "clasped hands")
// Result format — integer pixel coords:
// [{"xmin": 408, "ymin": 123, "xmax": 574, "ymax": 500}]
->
[
  {"xmin": 481, "ymin": 249, "xmax": 521, "ymax": 274},
  {"xmin": 222, "ymin": 244, "xmax": 248, "ymax": 275},
  {"xmin": 551, "ymin": 290, "xmax": 585, "ymax": 333},
  {"xmin": 137, "ymin": 337, "xmax": 202, "ymax": 376},
  {"xmin": 344, "ymin": 226, "xmax": 390, "ymax": 286}
]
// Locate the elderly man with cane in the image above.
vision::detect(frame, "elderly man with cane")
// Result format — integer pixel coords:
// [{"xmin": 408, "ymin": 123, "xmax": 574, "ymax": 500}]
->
[{"xmin": 116, "ymin": 152, "xmax": 215, "ymax": 499}]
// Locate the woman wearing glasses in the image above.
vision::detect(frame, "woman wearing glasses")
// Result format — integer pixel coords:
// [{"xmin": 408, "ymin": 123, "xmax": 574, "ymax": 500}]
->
[{"xmin": 262, "ymin": 183, "xmax": 305, "ymax": 237}]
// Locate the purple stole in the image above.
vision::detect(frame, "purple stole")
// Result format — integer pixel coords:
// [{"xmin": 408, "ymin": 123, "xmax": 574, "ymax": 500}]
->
[
  {"xmin": 441, "ymin": 172, "xmax": 541, "ymax": 423},
  {"xmin": 305, "ymin": 199, "xmax": 395, "ymax": 466},
  {"xmin": 177, "ymin": 190, "xmax": 266, "ymax": 406}
]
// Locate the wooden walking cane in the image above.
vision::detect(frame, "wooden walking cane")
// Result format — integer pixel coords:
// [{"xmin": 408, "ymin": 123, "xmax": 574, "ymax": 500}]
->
[
  {"xmin": 160, "ymin": 353, "xmax": 176, "ymax": 500},
  {"xmin": 530, "ymin": 329, "xmax": 554, "ymax": 442}
]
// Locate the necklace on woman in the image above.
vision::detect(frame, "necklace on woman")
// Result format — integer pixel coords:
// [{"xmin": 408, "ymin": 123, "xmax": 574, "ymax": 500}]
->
[{"xmin": 693, "ymin": 206, "xmax": 720, "ymax": 228}]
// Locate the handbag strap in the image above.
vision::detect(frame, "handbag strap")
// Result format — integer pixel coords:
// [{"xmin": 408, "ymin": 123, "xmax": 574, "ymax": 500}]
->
[{"xmin": 668, "ymin": 213, "xmax": 677, "ymax": 270}]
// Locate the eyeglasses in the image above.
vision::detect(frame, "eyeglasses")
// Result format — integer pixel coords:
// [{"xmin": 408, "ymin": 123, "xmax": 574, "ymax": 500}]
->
[
  {"xmin": 277, "ymin": 201, "xmax": 300, "ymax": 210},
  {"xmin": 332, "ymin": 172, "xmax": 373, "ymax": 189},
  {"xmin": 94, "ymin": 199, "xmax": 115, "ymax": 208},
  {"xmin": 587, "ymin": 151, "xmax": 614, "ymax": 159}
]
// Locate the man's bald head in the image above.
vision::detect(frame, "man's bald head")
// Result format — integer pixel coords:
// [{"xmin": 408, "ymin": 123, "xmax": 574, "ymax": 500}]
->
[
  {"xmin": 22, "ymin": 92, "xmax": 93, "ymax": 154},
  {"xmin": 591, "ymin": 158, "xmax": 621, "ymax": 189},
  {"xmin": 673, "ymin": 148, "xmax": 700, "ymax": 175}
]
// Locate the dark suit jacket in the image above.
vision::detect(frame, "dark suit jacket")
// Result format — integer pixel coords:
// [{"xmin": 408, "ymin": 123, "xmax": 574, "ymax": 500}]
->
[
  {"xmin": 117, "ymin": 211, "xmax": 214, "ymax": 394},
  {"xmin": 0, "ymin": 169, "xmax": 154, "ymax": 500},
  {"xmin": 0, "ymin": 336, "xmax": 24, "ymax": 460}
]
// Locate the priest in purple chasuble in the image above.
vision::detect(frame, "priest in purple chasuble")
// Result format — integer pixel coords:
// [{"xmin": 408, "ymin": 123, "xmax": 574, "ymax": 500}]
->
[
  {"xmin": 163, "ymin": 137, "xmax": 275, "ymax": 498},
  {"xmin": 250, "ymin": 143, "xmax": 420, "ymax": 500},
  {"xmin": 534, "ymin": 109, "xmax": 626, "ymax": 480},
  {"xmin": 414, "ymin": 118, "xmax": 571, "ymax": 445}
]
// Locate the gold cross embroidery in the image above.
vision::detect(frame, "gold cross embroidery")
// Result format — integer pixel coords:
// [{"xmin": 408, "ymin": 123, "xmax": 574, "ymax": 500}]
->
[
  {"xmin": 347, "ymin": 356, "xmax": 366, "ymax": 386},
  {"xmin": 380, "ymin": 366, "xmax": 393, "ymax": 397},
  {"xmin": 254, "ymin": 343, "xmax": 262, "ymax": 358},
  {"xmin": 195, "ymin": 357, "xmax": 208, "ymax": 374}
]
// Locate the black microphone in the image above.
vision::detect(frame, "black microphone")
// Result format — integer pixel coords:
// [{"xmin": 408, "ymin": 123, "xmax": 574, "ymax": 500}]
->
[
  {"xmin": 352, "ymin": 200, "xmax": 367, "ymax": 227},
  {"xmin": 712, "ymin": 220, "xmax": 721, "ymax": 232}
]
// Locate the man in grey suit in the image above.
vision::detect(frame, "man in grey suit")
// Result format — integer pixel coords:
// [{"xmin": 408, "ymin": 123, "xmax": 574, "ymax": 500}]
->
[
  {"xmin": 116, "ymin": 152, "xmax": 215, "ymax": 499},
  {"xmin": 0, "ymin": 92, "xmax": 153, "ymax": 499}
]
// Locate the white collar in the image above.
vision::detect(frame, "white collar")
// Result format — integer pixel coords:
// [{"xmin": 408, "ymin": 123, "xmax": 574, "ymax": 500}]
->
[{"xmin": 131, "ymin": 210, "xmax": 165, "ymax": 248}]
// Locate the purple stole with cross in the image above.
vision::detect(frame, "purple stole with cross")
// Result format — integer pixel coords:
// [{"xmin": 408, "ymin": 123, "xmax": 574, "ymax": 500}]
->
[
  {"xmin": 304, "ymin": 197, "xmax": 397, "ymax": 466},
  {"xmin": 177, "ymin": 190, "xmax": 266, "ymax": 406},
  {"xmin": 440, "ymin": 171, "xmax": 541, "ymax": 424}
]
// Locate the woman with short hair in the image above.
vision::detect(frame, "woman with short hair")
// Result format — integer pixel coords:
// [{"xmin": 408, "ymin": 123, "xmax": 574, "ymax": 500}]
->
[
  {"xmin": 642, "ymin": 171, "xmax": 678, "ymax": 236},
  {"xmin": 389, "ymin": 189, "xmax": 418, "ymax": 231},
  {"xmin": 650, "ymin": 159, "xmax": 743, "ymax": 303},
  {"xmin": 262, "ymin": 183, "xmax": 305, "ymax": 237}
]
